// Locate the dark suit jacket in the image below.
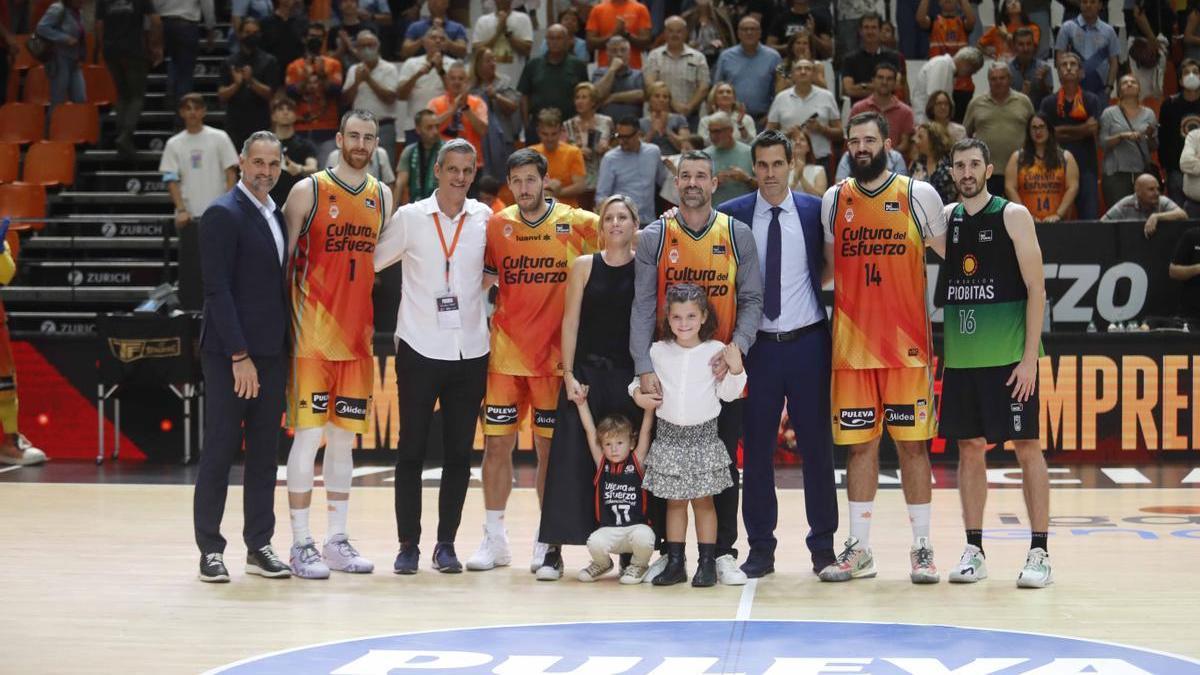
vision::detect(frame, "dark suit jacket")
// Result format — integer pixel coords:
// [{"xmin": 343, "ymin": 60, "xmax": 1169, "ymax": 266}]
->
[
  {"xmin": 199, "ymin": 186, "xmax": 289, "ymax": 358},
  {"xmin": 717, "ymin": 189, "xmax": 825, "ymax": 309}
]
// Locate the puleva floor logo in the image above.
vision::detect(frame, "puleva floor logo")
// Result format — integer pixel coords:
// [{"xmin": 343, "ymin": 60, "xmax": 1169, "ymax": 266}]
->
[{"xmin": 207, "ymin": 620, "xmax": 1200, "ymax": 674}]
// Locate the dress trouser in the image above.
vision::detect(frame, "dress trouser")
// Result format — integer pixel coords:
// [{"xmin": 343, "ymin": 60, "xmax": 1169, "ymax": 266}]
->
[
  {"xmin": 162, "ymin": 17, "xmax": 200, "ymax": 104},
  {"xmin": 193, "ymin": 352, "xmax": 286, "ymax": 554},
  {"xmin": 104, "ymin": 51, "xmax": 149, "ymax": 144},
  {"xmin": 393, "ymin": 338, "xmax": 488, "ymax": 545}
]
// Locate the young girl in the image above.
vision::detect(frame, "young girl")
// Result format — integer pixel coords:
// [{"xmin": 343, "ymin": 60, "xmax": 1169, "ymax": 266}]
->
[
  {"xmin": 573, "ymin": 400, "xmax": 656, "ymax": 584},
  {"xmin": 631, "ymin": 283, "xmax": 746, "ymax": 587}
]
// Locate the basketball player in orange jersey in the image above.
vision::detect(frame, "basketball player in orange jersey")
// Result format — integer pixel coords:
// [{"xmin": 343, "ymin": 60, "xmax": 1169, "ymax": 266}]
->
[
  {"xmin": 818, "ymin": 111, "xmax": 948, "ymax": 584},
  {"xmin": 0, "ymin": 221, "xmax": 46, "ymax": 466},
  {"xmin": 466, "ymin": 148, "xmax": 599, "ymax": 574},
  {"xmin": 281, "ymin": 110, "xmax": 393, "ymax": 579}
]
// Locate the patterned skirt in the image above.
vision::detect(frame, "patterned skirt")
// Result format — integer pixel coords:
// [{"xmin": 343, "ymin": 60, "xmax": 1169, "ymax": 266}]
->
[{"xmin": 642, "ymin": 417, "xmax": 733, "ymax": 500}]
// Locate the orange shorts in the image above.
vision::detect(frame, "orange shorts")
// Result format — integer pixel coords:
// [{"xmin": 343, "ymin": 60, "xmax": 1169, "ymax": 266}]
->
[
  {"xmin": 286, "ymin": 357, "xmax": 374, "ymax": 433},
  {"xmin": 482, "ymin": 372, "xmax": 561, "ymax": 438},
  {"xmin": 831, "ymin": 366, "xmax": 937, "ymax": 445}
]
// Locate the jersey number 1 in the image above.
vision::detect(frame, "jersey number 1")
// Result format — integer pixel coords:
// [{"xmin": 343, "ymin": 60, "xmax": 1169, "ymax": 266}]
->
[{"xmin": 348, "ymin": 259, "xmax": 356, "ymax": 281}]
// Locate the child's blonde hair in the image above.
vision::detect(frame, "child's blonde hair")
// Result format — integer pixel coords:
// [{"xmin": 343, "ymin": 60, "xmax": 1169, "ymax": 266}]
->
[{"xmin": 596, "ymin": 414, "xmax": 634, "ymax": 445}]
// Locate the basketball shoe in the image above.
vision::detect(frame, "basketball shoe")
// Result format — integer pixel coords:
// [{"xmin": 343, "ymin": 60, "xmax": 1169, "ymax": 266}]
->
[
  {"xmin": 1017, "ymin": 548, "xmax": 1053, "ymax": 588},
  {"xmin": 324, "ymin": 534, "xmax": 374, "ymax": 573},
  {"xmin": 818, "ymin": 537, "xmax": 876, "ymax": 582},
  {"xmin": 910, "ymin": 536, "xmax": 939, "ymax": 584},
  {"xmin": 465, "ymin": 526, "xmax": 512, "ymax": 571},
  {"xmin": 290, "ymin": 537, "xmax": 331, "ymax": 579},
  {"xmin": 949, "ymin": 544, "xmax": 988, "ymax": 583}
]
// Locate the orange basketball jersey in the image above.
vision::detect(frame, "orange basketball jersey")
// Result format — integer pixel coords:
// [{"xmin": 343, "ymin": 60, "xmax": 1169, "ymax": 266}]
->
[
  {"xmin": 930, "ymin": 15, "xmax": 968, "ymax": 58},
  {"xmin": 654, "ymin": 212, "xmax": 741, "ymax": 344},
  {"xmin": 289, "ymin": 169, "xmax": 386, "ymax": 361},
  {"xmin": 824, "ymin": 174, "xmax": 944, "ymax": 370},
  {"xmin": 485, "ymin": 200, "xmax": 599, "ymax": 376},
  {"xmin": 1017, "ymin": 154, "xmax": 1070, "ymax": 221}
]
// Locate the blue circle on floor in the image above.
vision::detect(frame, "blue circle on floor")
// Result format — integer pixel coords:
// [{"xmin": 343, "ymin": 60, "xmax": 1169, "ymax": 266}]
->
[{"xmin": 209, "ymin": 620, "xmax": 1200, "ymax": 674}]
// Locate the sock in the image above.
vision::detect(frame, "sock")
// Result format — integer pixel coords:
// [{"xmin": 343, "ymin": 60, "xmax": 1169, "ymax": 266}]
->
[
  {"xmin": 966, "ymin": 529, "xmax": 984, "ymax": 554},
  {"xmin": 327, "ymin": 499, "xmax": 348, "ymax": 540},
  {"xmin": 290, "ymin": 506, "xmax": 311, "ymax": 544},
  {"xmin": 907, "ymin": 502, "xmax": 932, "ymax": 543},
  {"xmin": 485, "ymin": 509, "xmax": 505, "ymax": 534},
  {"xmin": 1031, "ymin": 531, "xmax": 1048, "ymax": 552},
  {"xmin": 848, "ymin": 501, "xmax": 873, "ymax": 549}
]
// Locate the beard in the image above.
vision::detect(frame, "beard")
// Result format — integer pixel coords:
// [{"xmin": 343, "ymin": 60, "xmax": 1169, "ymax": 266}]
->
[
  {"xmin": 956, "ymin": 177, "xmax": 985, "ymax": 199},
  {"xmin": 849, "ymin": 147, "xmax": 889, "ymax": 183},
  {"xmin": 341, "ymin": 147, "xmax": 371, "ymax": 170},
  {"xmin": 680, "ymin": 187, "xmax": 710, "ymax": 209}
]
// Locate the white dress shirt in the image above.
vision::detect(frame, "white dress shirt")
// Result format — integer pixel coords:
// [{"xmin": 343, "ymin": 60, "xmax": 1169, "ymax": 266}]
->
[
  {"xmin": 751, "ymin": 192, "xmax": 824, "ymax": 332},
  {"xmin": 630, "ymin": 340, "xmax": 748, "ymax": 427},
  {"xmin": 374, "ymin": 191, "xmax": 492, "ymax": 360},
  {"xmin": 235, "ymin": 180, "xmax": 285, "ymax": 265}
]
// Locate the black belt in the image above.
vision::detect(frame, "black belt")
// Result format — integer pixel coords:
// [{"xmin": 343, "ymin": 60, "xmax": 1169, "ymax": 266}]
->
[{"xmin": 757, "ymin": 320, "xmax": 826, "ymax": 343}]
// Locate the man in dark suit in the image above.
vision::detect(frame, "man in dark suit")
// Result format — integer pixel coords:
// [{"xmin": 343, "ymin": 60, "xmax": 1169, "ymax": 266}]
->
[
  {"xmin": 193, "ymin": 131, "xmax": 293, "ymax": 583},
  {"xmin": 717, "ymin": 129, "xmax": 839, "ymax": 578}
]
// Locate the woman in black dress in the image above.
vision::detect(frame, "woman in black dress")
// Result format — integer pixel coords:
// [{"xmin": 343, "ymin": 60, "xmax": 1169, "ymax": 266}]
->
[{"xmin": 536, "ymin": 195, "xmax": 641, "ymax": 580}]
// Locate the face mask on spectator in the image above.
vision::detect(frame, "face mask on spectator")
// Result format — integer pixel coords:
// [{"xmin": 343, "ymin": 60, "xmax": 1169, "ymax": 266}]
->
[
  {"xmin": 242, "ymin": 33, "xmax": 261, "ymax": 50},
  {"xmin": 359, "ymin": 46, "xmax": 379, "ymax": 63},
  {"xmin": 1184, "ymin": 73, "xmax": 1200, "ymax": 92}
]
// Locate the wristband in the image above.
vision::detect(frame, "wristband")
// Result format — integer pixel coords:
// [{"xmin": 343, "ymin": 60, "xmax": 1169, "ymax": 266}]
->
[{"xmin": 232, "ymin": 353, "xmax": 249, "ymax": 363}]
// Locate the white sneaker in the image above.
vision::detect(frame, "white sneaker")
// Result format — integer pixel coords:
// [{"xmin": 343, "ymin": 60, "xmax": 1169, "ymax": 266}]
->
[
  {"xmin": 289, "ymin": 537, "xmax": 331, "ymax": 579},
  {"xmin": 323, "ymin": 534, "xmax": 374, "ymax": 573},
  {"xmin": 530, "ymin": 528, "xmax": 548, "ymax": 573},
  {"xmin": 620, "ymin": 563, "xmax": 648, "ymax": 585},
  {"xmin": 0, "ymin": 433, "xmax": 47, "ymax": 466},
  {"xmin": 642, "ymin": 555, "xmax": 669, "ymax": 584},
  {"xmin": 949, "ymin": 544, "xmax": 988, "ymax": 583},
  {"xmin": 1017, "ymin": 548, "xmax": 1053, "ymax": 588},
  {"xmin": 577, "ymin": 558, "xmax": 614, "ymax": 582},
  {"xmin": 910, "ymin": 536, "xmax": 940, "ymax": 584},
  {"xmin": 465, "ymin": 527, "xmax": 512, "ymax": 571},
  {"xmin": 716, "ymin": 554, "xmax": 748, "ymax": 586}
]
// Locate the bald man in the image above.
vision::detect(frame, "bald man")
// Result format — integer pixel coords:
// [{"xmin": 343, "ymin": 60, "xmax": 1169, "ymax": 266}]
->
[{"xmin": 643, "ymin": 16, "xmax": 710, "ymax": 124}]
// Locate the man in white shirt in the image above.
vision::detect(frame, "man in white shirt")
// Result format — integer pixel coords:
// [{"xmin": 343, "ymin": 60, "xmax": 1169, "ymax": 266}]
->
[
  {"xmin": 471, "ymin": 0, "xmax": 533, "ymax": 86},
  {"xmin": 911, "ymin": 46, "xmax": 984, "ymax": 124},
  {"xmin": 374, "ymin": 138, "xmax": 492, "ymax": 575},
  {"xmin": 398, "ymin": 26, "xmax": 457, "ymax": 145},
  {"xmin": 341, "ymin": 30, "xmax": 402, "ymax": 162},
  {"xmin": 643, "ymin": 15, "xmax": 709, "ymax": 125},
  {"xmin": 767, "ymin": 59, "xmax": 842, "ymax": 165}
]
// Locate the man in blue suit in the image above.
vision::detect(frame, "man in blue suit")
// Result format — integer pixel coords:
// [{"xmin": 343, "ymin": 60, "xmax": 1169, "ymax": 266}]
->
[
  {"xmin": 717, "ymin": 130, "xmax": 839, "ymax": 578},
  {"xmin": 193, "ymin": 131, "xmax": 293, "ymax": 583}
]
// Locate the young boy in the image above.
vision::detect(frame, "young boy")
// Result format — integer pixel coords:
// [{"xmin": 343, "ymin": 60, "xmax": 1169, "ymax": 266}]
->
[
  {"xmin": 919, "ymin": 0, "xmax": 975, "ymax": 57},
  {"xmin": 575, "ymin": 397, "xmax": 655, "ymax": 584}
]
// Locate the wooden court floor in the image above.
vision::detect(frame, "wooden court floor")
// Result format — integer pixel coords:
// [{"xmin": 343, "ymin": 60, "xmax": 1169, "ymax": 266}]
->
[{"xmin": 1, "ymin": 482, "xmax": 1197, "ymax": 673}]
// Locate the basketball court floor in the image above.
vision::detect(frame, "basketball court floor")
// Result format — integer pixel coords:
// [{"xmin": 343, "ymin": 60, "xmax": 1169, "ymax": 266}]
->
[{"xmin": 2, "ymin": 462, "xmax": 1198, "ymax": 674}]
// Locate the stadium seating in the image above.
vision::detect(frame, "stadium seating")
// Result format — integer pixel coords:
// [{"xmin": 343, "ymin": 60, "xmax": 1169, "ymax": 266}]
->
[
  {"xmin": 0, "ymin": 143, "xmax": 19, "ymax": 184},
  {"xmin": 21, "ymin": 141, "xmax": 76, "ymax": 187},
  {"xmin": 49, "ymin": 103, "xmax": 100, "ymax": 145},
  {"xmin": 0, "ymin": 103, "xmax": 46, "ymax": 144}
]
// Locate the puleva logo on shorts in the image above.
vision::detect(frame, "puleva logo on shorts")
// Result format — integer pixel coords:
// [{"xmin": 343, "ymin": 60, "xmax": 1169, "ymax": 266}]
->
[
  {"xmin": 485, "ymin": 404, "xmax": 518, "ymax": 425},
  {"xmin": 334, "ymin": 396, "xmax": 368, "ymax": 421},
  {"xmin": 206, "ymin": 620, "xmax": 1200, "ymax": 674},
  {"xmin": 311, "ymin": 392, "xmax": 329, "ymax": 413},
  {"xmin": 533, "ymin": 409, "xmax": 556, "ymax": 429},
  {"xmin": 839, "ymin": 408, "xmax": 876, "ymax": 430},
  {"xmin": 884, "ymin": 404, "xmax": 916, "ymax": 427}
]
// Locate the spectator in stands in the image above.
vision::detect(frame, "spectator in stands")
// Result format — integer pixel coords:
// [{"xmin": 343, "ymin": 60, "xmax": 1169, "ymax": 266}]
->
[
  {"xmin": 518, "ymin": 23, "xmax": 588, "ymax": 145},
  {"xmin": 156, "ymin": 0, "xmax": 217, "ymax": 109},
  {"xmin": 705, "ymin": 111, "xmax": 756, "ymax": 205},
  {"xmin": 1158, "ymin": 60, "xmax": 1200, "ymax": 206},
  {"xmin": 1055, "ymin": 0, "xmax": 1120, "ymax": 99},
  {"xmin": 640, "ymin": 81, "xmax": 688, "ymax": 156},
  {"xmin": 428, "ymin": 62, "xmax": 488, "ymax": 171},
  {"xmin": 1008, "ymin": 27, "xmax": 1053, "ymax": 110},
  {"xmin": 287, "ymin": 23, "xmax": 343, "ymax": 159},
  {"xmin": 592, "ymin": 35, "xmax": 644, "ymax": 122},
  {"xmin": 682, "ymin": 0, "xmax": 734, "ymax": 67},
  {"xmin": 1179, "ymin": 125, "xmax": 1200, "ymax": 217},
  {"xmin": 393, "ymin": 108, "xmax": 442, "ymax": 205},
  {"xmin": 529, "ymin": 107, "xmax": 587, "ymax": 206},
  {"xmin": 1006, "ymin": 112, "xmax": 1080, "ymax": 222},
  {"xmin": 644, "ymin": 16, "xmax": 710, "ymax": 126},
  {"xmin": 917, "ymin": 0, "xmax": 975, "ymax": 58},
  {"xmin": 585, "ymin": 0, "xmax": 652, "ymax": 69},
  {"xmin": 219, "ymin": 18, "xmax": 281, "ymax": 152},
  {"xmin": 478, "ymin": 174, "xmax": 505, "ymax": 211},
  {"xmin": 398, "ymin": 26, "xmax": 454, "ymax": 145},
  {"xmin": 261, "ymin": 0, "xmax": 307, "ymax": 73},
  {"xmin": 471, "ymin": 0, "xmax": 532, "ymax": 87},
  {"xmin": 534, "ymin": 6, "xmax": 588, "ymax": 62},
  {"xmin": 596, "ymin": 116, "xmax": 669, "ymax": 226},
  {"xmin": 341, "ymin": 30, "xmax": 400, "ymax": 161},
  {"xmin": 36, "ymin": 0, "xmax": 87, "ymax": 110},
  {"xmin": 767, "ymin": 59, "xmax": 840, "ymax": 168},
  {"xmin": 700, "ymin": 82, "xmax": 757, "ymax": 147},
  {"xmin": 327, "ymin": 0, "xmax": 376, "ymax": 68},
  {"xmin": 337, "ymin": 0, "xmax": 390, "ymax": 36},
  {"xmin": 767, "ymin": 0, "xmax": 832, "ymax": 58},
  {"xmin": 775, "ymin": 29, "xmax": 827, "ymax": 92},
  {"xmin": 401, "ymin": 0, "xmax": 466, "ymax": 58},
  {"xmin": 835, "ymin": 145, "xmax": 907, "ymax": 181},
  {"xmin": 841, "ymin": 14, "xmax": 904, "ymax": 106},
  {"xmin": 978, "ymin": 0, "xmax": 1038, "ymax": 60},
  {"xmin": 231, "ymin": 0, "xmax": 272, "ymax": 44},
  {"xmin": 912, "ymin": 46, "xmax": 984, "ymax": 125},
  {"xmin": 268, "ymin": 97, "xmax": 318, "ymax": 206},
  {"xmin": 470, "ymin": 46, "xmax": 522, "ymax": 183},
  {"xmin": 1185, "ymin": 3, "xmax": 1200, "ymax": 63},
  {"xmin": 1039, "ymin": 51, "xmax": 1101, "ymax": 220},
  {"xmin": 563, "ymin": 82, "xmax": 614, "ymax": 198},
  {"xmin": 836, "ymin": 0, "xmax": 882, "ymax": 63},
  {"xmin": 925, "ymin": 90, "xmax": 966, "ymax": 143},
  {"xmin": 96, "ymin": 0, "xmax": 162, "ymax": 159},
  {"xmin": 1099, "ymin": 74, "xmax": 1158, "ymax": 208},
  {"xmin": 161, "ymin": 93, "xmax": 239, "ymax": 311},
  {"xmin": 787, "ymin": 126, "xmax": 827, "ymax": 196},
  {"xmin": 1102, "ymin": 174, "xmax": 1187, "ymax": 238},
  {"xmin": 850, "ymin": 63, "xmax": 914, "ymax": 156},
  {"xmin": 964, "ymin": 62, "xmax": 1035, "ymax": 197},
  {"xmin": 908, "ymin": 123, "xmax": 956, "ymax": 203},
  {"xmin": 1023, "ymin": 0, "xmax": 1053, "ymax": 59},
  {"xmin": 1169, "ymin": 226, "xmax": 1200, "ymax": 320},
  {"xmin": 712, "ymin": 16, "xmax": 781, "ymax": 125}
]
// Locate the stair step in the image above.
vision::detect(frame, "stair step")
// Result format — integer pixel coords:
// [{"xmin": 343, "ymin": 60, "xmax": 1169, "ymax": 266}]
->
[
  {"xmin": 0, "ymin": 286, "xmax": 159, "ymax": 302},
  {"xmin": 51, "ymin": 191, "xmax": 173, "ymax": 206},
  {"xmin": 24, "ymin": 235, "xmax": 178, "ymax": 251},
  {"xmin": 6, "ymin": 311, "xmax": 99, "ymax": 337}
]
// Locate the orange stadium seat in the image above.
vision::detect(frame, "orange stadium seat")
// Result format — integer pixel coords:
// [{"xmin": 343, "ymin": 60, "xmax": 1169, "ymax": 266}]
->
[
  {"xmin": 0, "ymin": 143, "xmax": 19, "ymax": 184},
  {"xmin": 21, "ymin": 141, "xmax": 75, "ymax": 187},
  {"xmin": 0, "ymin": 182, "xmax": 47, "ymax": 230},
  {"xmin": 0, "ymin": 103, "xmax": 46, "ymax": 144},
  {"xmin": 10, "ymin": 35, "xmax": 40, "ymax": 71},
  {"xmin": 22, "ymin": 65, "xmax": 50, "ymax": 105},
  {"xmin": 49, "ymin": 103, "xmax": 99, "ymax": 145},
  {"xmin": 82, "ymin": 65, "xmax": 115, "ymax": 106}
]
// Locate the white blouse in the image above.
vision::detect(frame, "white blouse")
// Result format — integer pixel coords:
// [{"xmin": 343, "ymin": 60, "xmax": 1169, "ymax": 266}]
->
[{"xmin": 630, "ymin": 340, "xmax": 747, "ymax": 427}]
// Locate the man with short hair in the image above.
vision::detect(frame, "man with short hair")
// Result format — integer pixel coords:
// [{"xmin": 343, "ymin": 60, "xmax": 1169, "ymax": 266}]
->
[
  {"xmin": 592, "ymin": 35, "xmax": 645, "ymax": 122},
  {"xmin": 767, "ymin": 59, "xmax": 841, "ymax": 166},
  {"xmin": 401, "ymin": 0, "xmax": 468, "ymax": 58},
  {"xmin": 596, "ymin": 117, "xmax": 669, "ymax": 226},
  {"xmin": 428, "ymin": 62, "xmax": 488, "ymax": 170},
  {"xmin": 643, "ymin": 15, "xmax": 709, "ymax": 125},
  {"xmin": 1054, "ymin": 0, "xmax": 1120, "ymax": 98},
  {"xmin": 585, "ymin": 0, "xmax": 653, "ymax": 68},
  {"xmin": 393, "ymin": 108, "xmax": 443, "ymax": 205},
  {"xmin": 1008, "ymin": 27, "xmax": 1053, "ymax": 109},
  {"xmin": 518, "ymin": 24, "xmax": 589, "ymax": 145},
  {"xmin": 529, "ymin": 108, "xmax": 586, "ymax": 207},
  {"xmin": 712, "ymin": 16, "xmax": 782, "ymax": 123},
  {"xmin": 911, "ymin": 46, "xmax": 984, "ymax": 125},
  {"xmin": 1038, "ymin": 51, "xmax": 1102, "ymax": 220},
  {"xmin": 1102, "ymin": 173, "xmax": 1187, "ymax": 238},
  {"xmin": 705, "ymin": 112, "xmax": 756, "ymax": 206},
  {"xmin": 850, "ymin": 63, "xmax": 915, "ymax": 155},
  {"xmin": 341, "ymin": 30, "xmax": 401, "ymax": 162},
  {"xmin": 841, "ymin": 13, "xmax": 904, "ymax": 105},
  {"xmin": 268, "ymin": 97, "xmax": 319, "ymax": 205},
  {"xmin": 964, "ymin": 63, "xmax": 1035, "ymax": 197},
  {"xmin": 1160, "ymin": 59, "xmax": 1200, "ymax": 206},
  {"xmin": 397, "ymin": 26, "xmax": 456, "ymax": 144},
  {"xmin": 218, "ymin": 17, "xmax": 281, "ymax": 151},
  {"xmin": 471, "ymin": 0, "xmax": 533, "ymax": 85}
]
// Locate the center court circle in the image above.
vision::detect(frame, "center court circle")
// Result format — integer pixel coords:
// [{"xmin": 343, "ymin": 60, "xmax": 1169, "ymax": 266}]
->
[{"xmin": 209, "ymin": 620, "xmax": 1200, "ymax": 674}]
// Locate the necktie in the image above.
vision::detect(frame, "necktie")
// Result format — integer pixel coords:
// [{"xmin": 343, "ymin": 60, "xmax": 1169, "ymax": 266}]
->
[{"xmin": 764, "ymin": 206, "xmax": 782, "ymax": 321}]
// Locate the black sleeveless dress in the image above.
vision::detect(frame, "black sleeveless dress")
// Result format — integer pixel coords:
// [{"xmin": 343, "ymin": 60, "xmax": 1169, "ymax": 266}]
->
[{"xmin": 539, "ymin": 253, "xmax": 640, "ymax": 545}]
